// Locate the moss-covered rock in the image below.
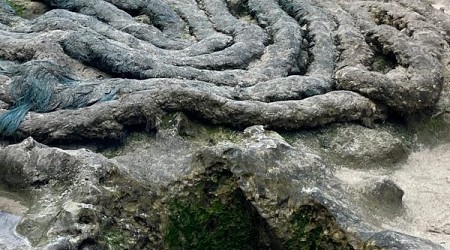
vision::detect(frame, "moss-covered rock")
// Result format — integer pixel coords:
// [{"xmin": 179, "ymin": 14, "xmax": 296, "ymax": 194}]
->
[
  {"xmin": 287, "ymin": 203, "xmax": 362, "ymax": 250},
  {"xmin": 5, "ymin": 0, "xmax": 48, "ymax": 18},
  {"xmin": 5, "ymin": 0, "xmax": 25, "ymax": 16},
  {"xmin": 165, "ymin": 169, "xmax": 279, "ymax": 250}
]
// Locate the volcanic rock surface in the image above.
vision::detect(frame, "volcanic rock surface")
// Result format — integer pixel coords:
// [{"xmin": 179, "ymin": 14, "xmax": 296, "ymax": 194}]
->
[{"xmin": 0, "ymin": 0, "xmax": 450, "ymax": 249}]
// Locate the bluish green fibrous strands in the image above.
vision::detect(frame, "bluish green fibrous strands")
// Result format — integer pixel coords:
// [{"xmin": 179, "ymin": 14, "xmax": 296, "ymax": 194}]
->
[
  {"xmin": 0, "ymin": 104, "xmax": 30, "ymax": 135},
  {"xmin": 0, "ymin": 60, "xmax": 117, "ymax": 135},
  {"xmin": 11, "ymin": 75, "xmax": 55, "ymax": 113}
]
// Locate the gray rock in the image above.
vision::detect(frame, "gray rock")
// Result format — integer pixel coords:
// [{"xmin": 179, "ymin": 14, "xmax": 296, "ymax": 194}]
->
[
  {"xmin": 0, "ymin": 0, "xmax": 14, "ymax": 14},
  {"xmin": 363, "ymin": 176, "xmax": 405, "ymax": 212},
  {"xmin": 0, "ymin": 137, "xmax": 117, "ymax": 248},
  {"xmin": 0, "ymin": 129, "xmax": 442, "ymax": 249},
  {"xmin": 366, "ymin": 230, "xmax": 445, "ymax": 250},
  {"xmin": 369, "ymin": 178, "xmax": 404, "ymax": 207},
  {"xmin": 328, "ymin": 124, "xmax": 406, "ymax": 168},
  {"xmin": 0, "ymin": 0, "xmax": 448, "ymax": 249}
]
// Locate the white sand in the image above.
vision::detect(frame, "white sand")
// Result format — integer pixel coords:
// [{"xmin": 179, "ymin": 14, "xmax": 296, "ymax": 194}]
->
[{"xmin": 337, "ymin": 144, "xmax": 450, "ymax": 249}]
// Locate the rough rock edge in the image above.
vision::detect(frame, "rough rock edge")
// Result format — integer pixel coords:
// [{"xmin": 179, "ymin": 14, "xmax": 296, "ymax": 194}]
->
[{"xmin": 0, "ymin": 128, "xmax": 444, "ymax": 249}]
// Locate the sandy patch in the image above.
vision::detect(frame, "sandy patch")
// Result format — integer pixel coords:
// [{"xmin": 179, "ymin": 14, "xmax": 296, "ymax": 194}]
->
[{"xmin": 337, "ymin": 144, "xmax": 450, "ymax": 248}]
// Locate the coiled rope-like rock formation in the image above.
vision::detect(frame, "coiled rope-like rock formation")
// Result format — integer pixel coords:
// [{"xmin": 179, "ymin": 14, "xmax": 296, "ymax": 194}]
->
[{"xmin": 0, "ymin": 0, "xmax": 449, "ymax": 142}]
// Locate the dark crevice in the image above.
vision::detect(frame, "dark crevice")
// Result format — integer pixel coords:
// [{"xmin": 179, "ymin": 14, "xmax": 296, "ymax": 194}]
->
[
  {"xmin": 0, "ymin": 133, "xmax": 26, "ymax": 145},
  {"xmin": 115, "ymin": 7, "xmax": 142, "ymax": 18},
  {"xmin": 32, "ymin": 122, "xmax": 153, "ymax": 153},
  {"xmin": 165, "ymin": 168, "xmax": 283, "ymax": 249},
  {"xmin": 227, "ymin": 0, "xmax": 249, "ymax": 18},
  {"xmin": 227, "ymin": 0, "xmax": 258, "ymax": 25},
  {"xmin": 299, "ymin": 23, "xmax": 314, "ymax": 76},
  {"xmin": 89, "ymin": 0, "xmax": 145, "ymax": 17},
  {"xmin": 78, "ymin": 238, "xmax": 103, "ymax": 250},
  {"xmin": 31, "ymin": 179, "xmax": 49, "ymax": 189},
  {"xmin": 78, "ymin": 215, "xmax": 94, "ymax": 224},
  {"xmin": 370, "ymin": 50, "xmax": 398, "ymax": 74},
  {"xmin": 366, "ymin": 36, "xmax": 399, "ymax": 74},
  {"xmin": 277, "ymin": 2, "xmax": 314, "ymax": 75},
  {"xmin": 370, "ymin": 8, "xmax": 413, "ymax": 37}
]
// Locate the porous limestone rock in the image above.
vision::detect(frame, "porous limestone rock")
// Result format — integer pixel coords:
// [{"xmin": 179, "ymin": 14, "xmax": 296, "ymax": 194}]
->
[
  {"xmin": 328, "ymin": 124, "xmax": 406, "ymax": 168},
  {"xmin": 0, "ymin": 128, "xmax": 443, "ymax": 249}
]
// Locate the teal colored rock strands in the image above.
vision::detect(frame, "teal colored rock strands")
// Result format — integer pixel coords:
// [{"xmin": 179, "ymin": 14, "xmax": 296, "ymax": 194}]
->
[
  {"xmin": 0, "ymin": 104, "xmax": 30, "ymax": 136},
  {"xmin": 0, "ymin": 60, "xmax": 117, "ymax": 135}
]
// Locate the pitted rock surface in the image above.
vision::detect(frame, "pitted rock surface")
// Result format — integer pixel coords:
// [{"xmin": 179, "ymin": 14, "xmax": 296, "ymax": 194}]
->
[{"xmin": 0, "ymin": 129, "xmax": 445, "ymax": 249}]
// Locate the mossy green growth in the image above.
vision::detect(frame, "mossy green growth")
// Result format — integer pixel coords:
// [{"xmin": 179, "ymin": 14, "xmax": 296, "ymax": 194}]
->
[
  {"xmin": 5, "ymin": 0, "xmax": 26, "ymax": 16},
  {"xmin": 286, "ymin": 204, "xmax": 354, "ymax": 250},
  {"xmin": 281, "ymin": 124, "xmax": 340, "ymax": 147},
  {"xmin": 160, "ymin": 112, "xmax": 179, "ymax": 130},
  {"xmin": 103, "ymin": 229, "xmax": 126, "ymax": 250},
  {"xmin": 165, "ymin": 170, "xmax": 278, "ymax": 249},
  {"xmin": 96, "ymin": 174, "xmax": 159, "ymax": 249},
  {"xmin": 190, "ymin": 125, "xmax": 241, "ymax": 144},
  {"xmin": 166, "ymin": 198, "xmax": 254, "ymax": 250}
]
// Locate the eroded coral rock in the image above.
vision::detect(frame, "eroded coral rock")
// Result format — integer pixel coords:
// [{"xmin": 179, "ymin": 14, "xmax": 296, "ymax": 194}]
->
[{"xmin": 0, "ymin": 130, "xmax": 443, "ymax": 249}]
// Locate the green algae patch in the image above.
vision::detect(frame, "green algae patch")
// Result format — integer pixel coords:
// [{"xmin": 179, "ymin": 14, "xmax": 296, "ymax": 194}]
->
[
  {"xmin": 191, "ymin": 125, "xmax": 241, "ymax": 144},
  {"xmin": 165, "ymin": 197, "xmax": 256, "ymax": 250},
  {"xmin": 5, "ymin": 0, "xmax": 25, "ymax": 16},
  {"xmin": 102, "ymin": 229, "xmax": 126, "ymax": 250},
  {"xmin": 5, "ymin": 0, "xmax": 49, "ymax": 18},
  {"xmin": 286, "ymin": 203, "xmax": 357, "ymax": 250},
  {"xmin": 164, "ymin": 169, "xmax": 280, "ymax": 250},
  {"xmin": 163, "ymin": 167, "xmax": 371, "ymax": 250}
]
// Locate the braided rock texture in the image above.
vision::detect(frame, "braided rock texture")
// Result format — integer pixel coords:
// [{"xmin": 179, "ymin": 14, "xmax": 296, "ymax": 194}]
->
[
  {"xmin": 1, "ymin": 0, "xmax": 450, "ymax": 249},
  {"xmin": 1, "ymin": 0, "xmax": 449, "ymax": 142}
]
